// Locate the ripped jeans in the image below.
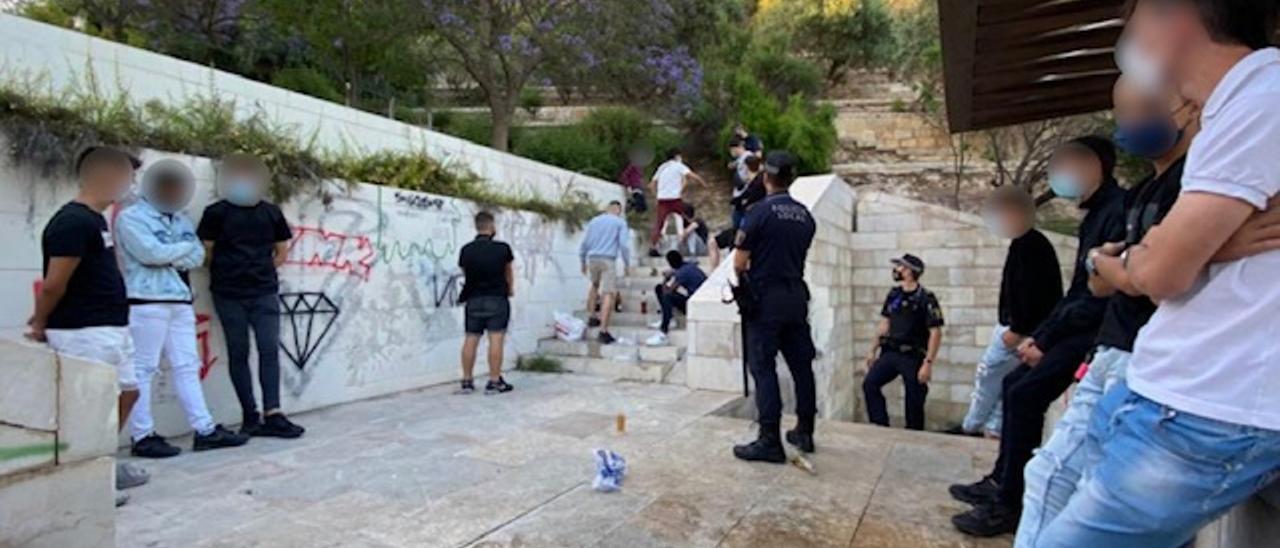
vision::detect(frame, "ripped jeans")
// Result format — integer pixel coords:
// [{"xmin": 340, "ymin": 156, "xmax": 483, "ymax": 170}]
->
[
  {"xmin": 1015, "ymin": 345, "xmax": 1129, "ymax": 547},
  {"xmin": 960, "ymin": 323, "xmax": 1023, "ymax": 435},
  {"xmin": 1033, "ymin": 381, "xmax": 1280, "ymax": 548}
]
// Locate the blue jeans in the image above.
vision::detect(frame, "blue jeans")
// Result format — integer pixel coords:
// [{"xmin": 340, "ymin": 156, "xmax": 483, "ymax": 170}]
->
[
  {"xmin": 1035, "ymin": 381, "xmax": 1280, "ymax": 548},
  {"xmin": 1015, "ymin": 345, "xmax": 1129, "ymax": 548},
  {"xmin": 961, "ymin": 324, "xmax": 1022, "ymax": 434}
]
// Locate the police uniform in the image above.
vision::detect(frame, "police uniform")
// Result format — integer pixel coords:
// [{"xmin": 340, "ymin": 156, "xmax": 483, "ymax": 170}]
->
[
  {"xmin": 862, "ymin": 264, "xmax": 944, "ymax": 431},
  {"xmin": 733, "ymin": 152, "xmax": 818, "ymax": 461}
]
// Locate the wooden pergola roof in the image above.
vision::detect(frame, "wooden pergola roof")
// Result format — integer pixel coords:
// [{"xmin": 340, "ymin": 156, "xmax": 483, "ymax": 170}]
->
[{"xmin": 940, "ymin": 0, "xmax": 1128, "ymax": 133}]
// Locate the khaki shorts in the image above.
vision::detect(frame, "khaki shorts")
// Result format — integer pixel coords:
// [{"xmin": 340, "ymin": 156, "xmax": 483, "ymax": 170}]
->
[
  {"xmin": 45, "ymin": 326, "xmax": 137, "ymax": 391},
  {"xmin": 587, "ymin": 258, "xmax": 618, "ymax": 293}
]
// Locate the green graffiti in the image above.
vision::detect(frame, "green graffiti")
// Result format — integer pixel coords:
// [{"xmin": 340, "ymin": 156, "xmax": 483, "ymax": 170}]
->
[
  {"xmin": 0, "ymin": 441, "xmax": 67, "ymax": 462},
  {"xmin": 373, "ymin": 186, "xmax": 462, "ymax": 265}
]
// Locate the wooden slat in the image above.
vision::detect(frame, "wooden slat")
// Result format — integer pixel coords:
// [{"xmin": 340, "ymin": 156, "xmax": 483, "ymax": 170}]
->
[
  {"xmin": 940, "ymin": 0, "xmax": 980, "ymax": 133},
  {"xmin": 972, "ymin": 73, "xmax": 1118, "ymax": 106},
  {"xmin": 975, "ymin": 26, "xmax": 1122, "ymax": 70},
  {"xmin": 972, "ymin": 55, "xmax": 1117, "ymax": 94},
  {"xmin": 977, "ymin": 4, "xmax": 1125, "ymax": 45}
]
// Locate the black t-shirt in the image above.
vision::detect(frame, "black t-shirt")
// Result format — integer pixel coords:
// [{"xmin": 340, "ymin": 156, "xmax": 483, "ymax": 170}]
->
[
  {"xmin": 1095, "ymin": 158, "xmax": 1185, "ymax": 351},
  {"xmin": 41, "ymin": 202, "xmax": 128, "ymax": 328},
  {"xmin": 739, "ymin": 192, "xmax": 816, "ymax": 289},
  {"xmin": 880, "ymin": 286, "xmax": 945, "ymax": 351},
  {"xmin": 458, "ymin": 235, "xmax": 514, "ymax": 302},
  {"xmin": 197, "ymin": 200, "xmax": 292, "ymax": 299}
]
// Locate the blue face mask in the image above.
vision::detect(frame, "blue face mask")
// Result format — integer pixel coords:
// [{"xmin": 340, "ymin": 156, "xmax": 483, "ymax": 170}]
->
[
  {"xmin": 225, "ymin": 179, "xmax": 261, "ymax": 207},
  {"xmin": 1114, "ymin": 117, "xmax": 1181, "ymax": 159},
  {"xmin": 1049, "ymin": 172, "xmax": 1084, "ymax": 200}
]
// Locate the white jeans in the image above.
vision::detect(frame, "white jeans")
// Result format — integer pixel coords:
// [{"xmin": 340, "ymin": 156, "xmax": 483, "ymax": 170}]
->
[
  {"xmin": 45, "ymin": 326, "xmax": 137, "ymax": 390},
  {"xmin": 127, "ymin": 304, "xmax": 216, "ymax": 441}
]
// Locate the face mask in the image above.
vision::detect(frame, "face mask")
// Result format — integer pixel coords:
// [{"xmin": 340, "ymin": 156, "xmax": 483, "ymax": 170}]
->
[
  {"xmin": 1116, "ymin": 39, "xmax": 1166, "ymax": 94},
  {"xmin": 892, "ymin": 270, "xmax": 904, "ymax": 282},
  {"xmin": 1049, "ymin": 172, "xmax": 1084, "ymax": 200},
  {"xmin": 1114, "ymin": 117, "xmax": 1181, "ymax": 159},
  {"xmin": 983, "ymin": 213, "xmax": 1008, "ymax": 238},
  {"xmin": 225, "ymin": 179, "xmax": 261, "ymax": 207}
]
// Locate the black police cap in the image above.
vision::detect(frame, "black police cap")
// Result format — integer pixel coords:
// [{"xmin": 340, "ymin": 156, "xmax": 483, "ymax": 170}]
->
[
  {"xmin": 890, "ymin": 253, "xmax": 926, "ymax": 274},
  {"xmin": 764, "ymin": 151, "xmax": 797, "ymax": 181}
]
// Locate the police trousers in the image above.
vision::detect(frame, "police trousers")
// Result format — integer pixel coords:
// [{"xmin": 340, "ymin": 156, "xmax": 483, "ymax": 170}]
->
[
  {"xmin": 746, "ymin": 283, "xmax": 817, "ymax": 430},
  {"xmin": 863, "ymin": 349, "xmax": 928, "ymax": 430}
]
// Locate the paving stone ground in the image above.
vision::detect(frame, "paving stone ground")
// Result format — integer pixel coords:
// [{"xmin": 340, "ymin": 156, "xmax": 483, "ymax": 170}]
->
[{"xmin": 116, "ymin": 373, "xmax": 1010, "ymax": 548}]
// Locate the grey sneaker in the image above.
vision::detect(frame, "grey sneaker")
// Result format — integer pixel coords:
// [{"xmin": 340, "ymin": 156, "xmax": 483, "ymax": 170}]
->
[
  {"xmin": 116, "ymin": 461, "xmax": 150, "ymax": 490},
  {"xmin": 114, "ymin": 490, "xmax": 130, "ymax": 507}
]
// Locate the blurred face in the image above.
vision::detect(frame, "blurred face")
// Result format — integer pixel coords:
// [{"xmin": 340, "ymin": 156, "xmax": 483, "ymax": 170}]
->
[
  {"xmin": 730, "ymin": 144, "xmax": 745, "ymax": 157},
  {"xmin": 152, "ymin": 177, "xmax": 191, "ymax": 212},
  {"xmin": 84, "ymin": 162, "xmax": 135, "ymax": 203},
  {"xmin": 607, "ymin": 203, "xmax": 622, "ymax": 215},
  {"xmin": 983, "ymin": 202, "xmax": 1030, "ymax": 239},
  {"xmin": 1120, "ymin": 1, "xmax": 1206, "ymax": 92},
  {"xmin": 1047, "ymin": 146, "xmax": 1103, "ymax": 201},
  {"xmin": 220, "ymin": 162, "xmax": 267, "ymax": 207},
  {"xmin": 1112, "ymin": 76, "xmax": 1197, "ymax": 159}
]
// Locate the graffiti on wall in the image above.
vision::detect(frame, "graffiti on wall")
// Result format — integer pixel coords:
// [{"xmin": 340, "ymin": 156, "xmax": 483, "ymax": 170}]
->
[
  {"xmin": 196, "ymin": 312, "xmax": 217, "ymax": 380},
  {"xmin": 393, "ymin": 191, "xmax": 445, "ymax": 211},
  {"xmin": 284, "ymin": 226, "xmax": 376, "ymax": 282},
  {"xmin": 278, "ymin": 291, "xmax": 340, "ymax": 372}
]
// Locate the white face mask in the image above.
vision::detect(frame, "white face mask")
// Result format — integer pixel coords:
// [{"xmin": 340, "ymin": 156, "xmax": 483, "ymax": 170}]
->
[{"xmin": 1116, "ymin": 39, "xmax": 1166, "ymax": 94}]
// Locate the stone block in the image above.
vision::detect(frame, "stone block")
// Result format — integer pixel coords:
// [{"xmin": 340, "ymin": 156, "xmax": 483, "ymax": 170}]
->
[
  {"xmin": 690, "ymin": 321, "xmax": 739, "ymax": 358},
  {"xmin": 858, "ymin": 213, "xmax": 923, "ymax": 232},
  {"xmin": 0, "ymin": 339, "xmax": 58, "ymax": 432},
  {"xmin": 932, "ymin": 286, "xmax": 976, "ymax": 307},
  {"xmin": 850, "ymin": 232, "xmax": 898, "ymax": 250},
  {"xmin": 948, "ymin": 267, "xmax": 1004, "ymax": 286},
  {"xmin": 918, "ymin": 248, "xmax": 976, "ymax": 267},
  {"xmin": 0, "ymin": 456, "xmax": 114, "ymax": 548},
  {"xmin": 949, "ymin": 383, "xmax": 974, "ymax": 404},
  {"xmin": 55, "ymin": 354, "xmax": 118, "ymax": 465},
  {"xmin": 0, "ymin": 424, "xmax": 57, "ymax": 476},
  {"xmin": 685, "ymin": 355, "xmax": 745, "ymax": 393},
  {"xmin": 947, "ymin": 345, "xmax": 986, "ymax": 364},
  {"xmin": 945, "ymin": 306, "xmax": 998, "ymax": 326}
]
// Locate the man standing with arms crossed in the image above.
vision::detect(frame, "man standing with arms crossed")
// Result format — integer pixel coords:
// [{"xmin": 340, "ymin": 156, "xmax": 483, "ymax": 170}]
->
[
  {"xmin": 730, "ymin": 151, "xmax": 819, "ymax": 463},
  {"xmin": 1039, "ymin": 2, "xmax": 1280, "ymax": 545}
]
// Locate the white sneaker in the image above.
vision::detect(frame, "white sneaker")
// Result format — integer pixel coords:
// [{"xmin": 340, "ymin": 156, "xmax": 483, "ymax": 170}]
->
[
  {"xmin": 647, "ymin": 319, "xmax": 663, "ymax": 329},
  {"xmin": 646, "ymin": 332, "xmax": 669, "ymax": 346}
]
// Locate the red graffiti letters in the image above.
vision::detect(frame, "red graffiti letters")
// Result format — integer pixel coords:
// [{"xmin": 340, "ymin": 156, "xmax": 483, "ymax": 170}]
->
[{"xmin": 285, "ymin": 226, "xmax": 376, "ymax": 281}]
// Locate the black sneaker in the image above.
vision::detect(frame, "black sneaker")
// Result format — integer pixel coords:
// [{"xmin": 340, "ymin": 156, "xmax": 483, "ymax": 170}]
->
[
  {"xmin": 598, "ymin": 331, "xmax": 617, "ymax": 345},
  {"xmin": 587, "ymin": 317, "xmax": 602, "ymax": 328},
  {"xmin": 254, "ymin": 413, "xmax": 305, "ymax": 439},
  {"xmin": 647, "ymin": 248, "xmax": 661, "ymax": 257},
  {"xmin": 193, "ymin": 425, "xmax": 250, "ymax": 452},
  {"xmin": 485, "ymin": 377, "xmax": 514, "ymax": 395},
  {"xmin": 455, "ymin": 379, "xmax": 476, "ymax": 395},
  {"xmin": 949, "ymin": 475, "xmax": 1000, "ymax": 506},
  {"xmin": 240, "ymin": 412, "xmax": 262, "ymax": 436},
  {"xmin": 951, "ymin": 502, "xmax": 1020, "ymax": 537},
  {"xmin": 785, "ymin": 429, "xmax": 815, "ymax": 454},
  {"xmin": 131, "ymin": 434, "xmax": 182, "ymax": 459},
  {"xmin": 940, "ymin": 424, "xmax": 983, "ymax": 437}
]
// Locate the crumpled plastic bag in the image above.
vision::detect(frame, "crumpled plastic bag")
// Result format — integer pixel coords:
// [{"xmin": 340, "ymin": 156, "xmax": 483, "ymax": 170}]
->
[
  {"xmin": 592, "ymin": 449, "xmax": 627, "ymax": 492},
  {"xmin": 554, "ymin": 311, "xmax": 587, "ymax": 342}
]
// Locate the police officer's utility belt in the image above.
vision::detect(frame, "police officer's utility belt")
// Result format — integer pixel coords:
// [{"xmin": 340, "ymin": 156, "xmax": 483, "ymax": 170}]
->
[{"xmin": 879, "ymin": 338, "xmax": 924, "ymax": 357}]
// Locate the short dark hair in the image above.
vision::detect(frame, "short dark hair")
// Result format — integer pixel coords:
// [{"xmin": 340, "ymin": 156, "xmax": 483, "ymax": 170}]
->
[
  {"xmin": 1127, "ymin": 0, "xmax": 1278, "ymax": 49},
  {"xmin": 986, "ymin": 185, "xmax": 1035, "ymax": 217},
  {"xmin": 474, "ymin": 211, "xmax": 495, "ymax": 229},
  {"xmin": 728, "ymin": 137, "xmax": 744, "ymax": 148},
  {"xmin": 744, "ymin": 155, "xmax": 762, "ymax": 172},
  {"xmin": 608, "ymin": 200, "xmax": 622, "ymax": 209},
  {"xmin": 665, "ymin": 147, "xmax": 682, "ymax": 160},
  {"xmin": 665, "ymin": 250, "xmax": 684, "ymax": 269},
  {"xmin": 75, "ymin": 146, "xmax": 138, "ymax": 177}
]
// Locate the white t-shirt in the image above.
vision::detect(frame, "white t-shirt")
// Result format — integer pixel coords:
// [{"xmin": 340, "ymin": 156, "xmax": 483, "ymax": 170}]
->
[
  {"xmin": 654, "ymin": 159, "xmax": 691, "ymax": 201},
  {"xmin": 1127, "ymin": 48, "xmax": 1280, "ymax": 430}
]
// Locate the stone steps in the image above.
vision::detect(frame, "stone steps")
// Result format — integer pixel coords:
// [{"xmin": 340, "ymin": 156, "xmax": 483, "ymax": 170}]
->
[
  {"xmin": 535, "ymin": 337, "xmax": 685, "ymax": 363},
  {"xmin": 573, "ymin": 310, "xmax": 681, "ymax": 329}
]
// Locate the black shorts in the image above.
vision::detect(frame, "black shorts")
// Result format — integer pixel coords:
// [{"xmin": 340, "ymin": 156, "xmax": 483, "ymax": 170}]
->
[{"xmin": 464, "ymin": 296, "xmax": 510, "ymax": 334}]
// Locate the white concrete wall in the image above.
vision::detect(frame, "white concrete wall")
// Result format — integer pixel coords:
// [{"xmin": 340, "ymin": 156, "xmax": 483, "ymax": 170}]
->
[
  {"xmin": 685, "ymin": 175, "xmax": 861, "ymax": 421},
  {"xmin": 0, "ymin": 14, "xmax": 624, "ymax": 207},
  {"xmin": 1, "ymin": 339, "xmax": 117, "ymax": 548},
  {"xmin": 0, "ymin": 147, "xmax": 593, "ymax": 439}
]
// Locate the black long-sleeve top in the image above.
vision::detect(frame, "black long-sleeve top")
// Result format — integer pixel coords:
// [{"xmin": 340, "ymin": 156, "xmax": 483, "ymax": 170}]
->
[
  {"xmin": 998, "ymin": 228, "xmax": 1063, "ymax": 336},
  {"xmin": 1032, "ymin": 180, "xmax": 1126, "ymax": 352}
]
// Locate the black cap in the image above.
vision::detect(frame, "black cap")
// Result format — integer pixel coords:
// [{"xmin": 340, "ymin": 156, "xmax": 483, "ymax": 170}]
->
[
  {"xmin": 764, "ymin": 150, "xmax": 797, "ymax": 181},
  {"xmin": 891, "ymin": 254, "xmax": 925, "ymax": 274}
]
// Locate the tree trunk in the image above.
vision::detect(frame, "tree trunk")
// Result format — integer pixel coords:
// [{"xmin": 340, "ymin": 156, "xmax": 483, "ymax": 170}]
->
[{"xmin": 489, "ymin": 98, "xmax": 514, "ymax": 152}]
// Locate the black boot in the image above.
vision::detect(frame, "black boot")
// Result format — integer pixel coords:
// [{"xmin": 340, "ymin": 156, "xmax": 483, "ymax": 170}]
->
[
  {"xmin": 733, "ymin": 424, "xmax": 787, "ymax": 464},
  {"xmin": 785, "ymin": 416, "xmax": 815, "ymax": 454}
]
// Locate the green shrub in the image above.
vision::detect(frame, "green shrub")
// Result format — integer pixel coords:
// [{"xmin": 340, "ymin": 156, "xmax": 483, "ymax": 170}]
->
[
  {"xmin": 436, "ymin": 113, "xmax": 493, "ymax": 146},
  {"xmin": 744, "ymin": 46, "xmax": 824, "ymax": 104},
  {"xmin": 721, "ymin": 74, "xmax": 836, "ymax": 176},
  {"xmin": 517, "ymin": 355, "xmax": 565, "ymax": 373},
  {"xmin": 518, "ymin": 88, "xmax": 544, "ymax": 116},
  {"xmin": 270, "ymin": 68, "xmax": 344, "ymax": 104},
  {"xmin": 514, "ymin": 126, "xmax": 615, "ymax": 180}
]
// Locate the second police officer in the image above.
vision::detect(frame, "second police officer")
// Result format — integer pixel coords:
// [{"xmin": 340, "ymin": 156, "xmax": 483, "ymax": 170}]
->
[
  {"xmin": 731, "ymin": 151, "xmax": 819, "ymax": 463},
  {"xmin": 861, "ymin": 254, "xmax": 945, "ymax": 431}
]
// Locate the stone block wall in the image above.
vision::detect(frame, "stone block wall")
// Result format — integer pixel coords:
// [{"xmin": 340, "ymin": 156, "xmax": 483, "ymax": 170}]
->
[
  {"xmin": 835, "ymin": 109, "xmax": 952, "ymax": 159},
  {"xmin": 0, "ymin": 339, "xmax": 117, "ymax": 548},
  {"xmin": 686, "ymin": 175, "xmax": 860, "ymax": 421},
  {"xmin": 850, "ymin": 192, "xmax": 1077, "ymax": 430}
]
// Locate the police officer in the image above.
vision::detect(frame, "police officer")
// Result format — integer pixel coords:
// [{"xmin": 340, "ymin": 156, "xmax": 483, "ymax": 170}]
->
[
  {"xmin": 861, "ymin": 254, "xmax": 944, "ymax": 431},
  {"xmin": 731, "ymin": 151, "xmax": 818, "ymax": 463}
]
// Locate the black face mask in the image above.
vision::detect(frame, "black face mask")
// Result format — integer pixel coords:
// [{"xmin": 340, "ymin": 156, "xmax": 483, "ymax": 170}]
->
[{"xmin": 892, "ymin": 270, "xmax": 904, "ymax": 282}]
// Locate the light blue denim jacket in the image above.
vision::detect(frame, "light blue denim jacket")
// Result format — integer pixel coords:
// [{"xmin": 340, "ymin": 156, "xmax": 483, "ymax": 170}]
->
[{"xmin": 115, "ymin": 198, "xmax": 204, "ymax": 302}]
